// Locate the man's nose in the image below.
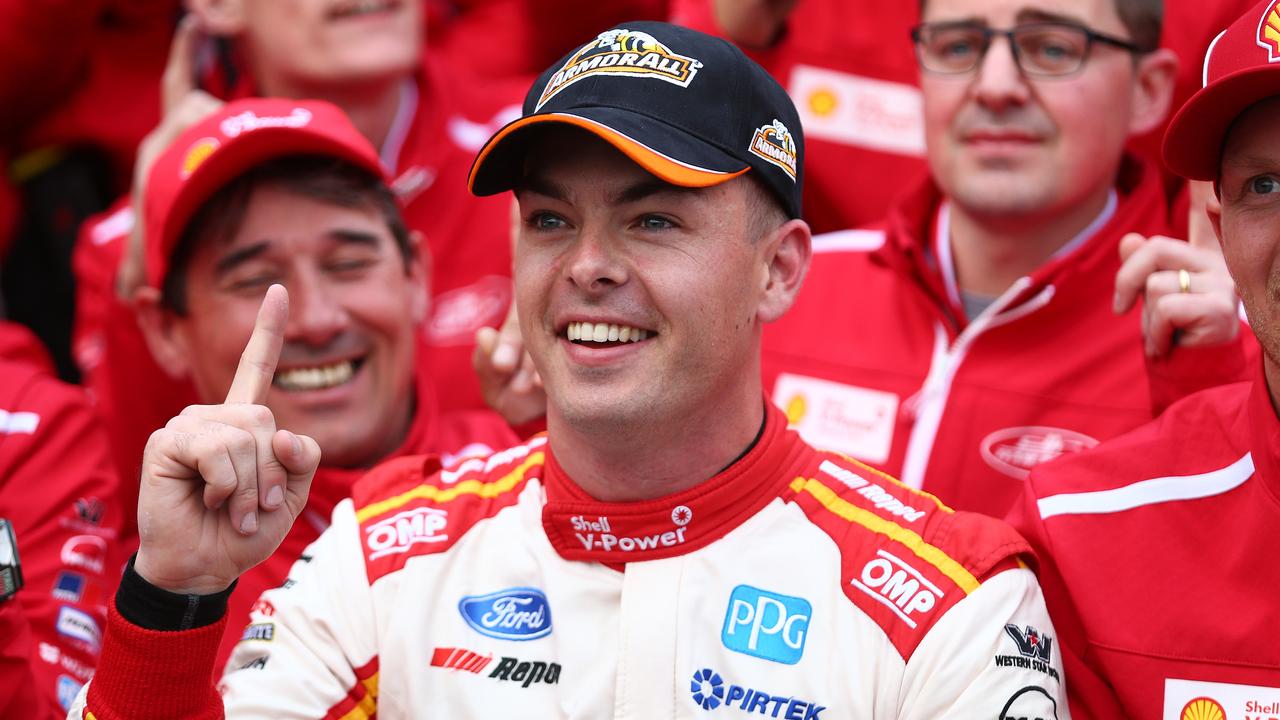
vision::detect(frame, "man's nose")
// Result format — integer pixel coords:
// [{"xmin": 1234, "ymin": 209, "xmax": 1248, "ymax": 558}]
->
[
  {"xmin": 971, "ymin": 36, "xmax": 1032, "ymax": 112},
  {"xmin": 284, "ymin": 272, "xmax": 348, "ymax": 345},
  {"xmin": 565, "ymin": 226, "xmax": 627, "ymax": 293}
]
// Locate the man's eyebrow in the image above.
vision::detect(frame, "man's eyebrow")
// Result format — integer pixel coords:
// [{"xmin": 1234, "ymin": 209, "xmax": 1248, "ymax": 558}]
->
[
  {"xmin": 214, "ymin": 241, "xmax": 270, "ymax": 276},
  {"xmin": 327, "ymin": 228, "xmax": 383, "ymax": 247},
  {"xmin": 1224, "ymin": 153, "xmax": 1280, "ymax": 172},
  {"xmin": 612, "ymin": 178, "xmax": 695, "ymax": 206},
  {"xmin": 516, "ymin": 174, "xmax": 570, "ymax": 201},
  {"xmin": 1015, "ymin": 8, "xmax": 1088, "ymax": 26}
]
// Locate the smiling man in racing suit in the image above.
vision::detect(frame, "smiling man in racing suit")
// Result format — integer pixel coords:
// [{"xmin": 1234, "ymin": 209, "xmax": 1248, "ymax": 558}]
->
[{"xmin": 72, "ymin": 22, "xmax": 1068, "ymax": 719}]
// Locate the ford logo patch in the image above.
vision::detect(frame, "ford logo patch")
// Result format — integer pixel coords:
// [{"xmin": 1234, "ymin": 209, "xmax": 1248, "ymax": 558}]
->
[{"xmin": 458, "ymin": 587, "xmax": 552, "ymax": 641}]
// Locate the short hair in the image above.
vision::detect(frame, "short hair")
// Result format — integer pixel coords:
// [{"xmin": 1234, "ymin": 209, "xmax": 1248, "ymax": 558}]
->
[
  {"xmin": 917, "ymin": 0, "xmax": 1163, "ymax": 53},
  {"xmin": 161, "ymin": 155, "xmax": 410, "ymax": 314},
  {"xmin": 743, "ymin": 173, "xmax": 789, "ymax": 241}
]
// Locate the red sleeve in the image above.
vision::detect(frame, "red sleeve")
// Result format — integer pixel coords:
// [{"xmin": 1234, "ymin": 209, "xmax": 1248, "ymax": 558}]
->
[
  {"xmin": 0, "ymin": 600, "xmax": 57, "ymax": 719},
  {"xmin": 0, "ymin": 362, "xmax": 124, "ymax": 716},
  {"xmin": 82, "ymin": 602, "xmax": 226, "ymax": 720},
  {"xmin": 1145, "ymin": 327, "xmax": 1258, "ymax": 416},
  {"xmin": 1007, "ymin": 478, "xmax": 1127, "ymax": 720}
]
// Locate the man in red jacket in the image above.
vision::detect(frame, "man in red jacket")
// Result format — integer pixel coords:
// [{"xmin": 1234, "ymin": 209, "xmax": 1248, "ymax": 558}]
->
[
  {"xmin": 73, "ymin": 2, "xmax": 528, "ymax": 518},
  {"xmin": 1011, "ymin": 2, "xmax": 1280, "ymax": 716},
  {"xmin": 0, "ymin": 321, "xmax": 122, "ymax": 717},
  {"xmin": 127, "ymin": 97, "xmax": 516, "ymax": 667},
  {"xmin": 759, "ymin": 0, "xmax": 1252, "ymax": 519}
]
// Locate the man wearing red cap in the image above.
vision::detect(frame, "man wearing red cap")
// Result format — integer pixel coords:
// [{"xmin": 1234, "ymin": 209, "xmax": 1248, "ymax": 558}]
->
[
  {"xmin": 72, "ymin": 22, "xmax": 1064, "ymax": 719},
  {"xmin": 1010, "ymin": 2, "xmax": 1280, "ymax": 716},
  {"xmin": 756, "ymin": 0, "xmax": 1254, "ymax": 521},
  {"xmin": 127, "ymin": 96, "xmax": 517, "ymax": 668}
]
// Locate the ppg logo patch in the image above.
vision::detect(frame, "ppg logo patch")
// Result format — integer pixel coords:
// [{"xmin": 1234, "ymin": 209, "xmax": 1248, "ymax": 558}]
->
[
  {"xmin": 721, "ymin": 585, "xmax": 811, "ymax": 665},
  {"xmin": 459, "ymin": 587, "xmax": 552, "ymax": 641}
]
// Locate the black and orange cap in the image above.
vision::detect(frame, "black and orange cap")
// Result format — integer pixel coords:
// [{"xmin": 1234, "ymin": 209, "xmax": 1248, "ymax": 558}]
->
[{"xmin": 468, "ymin": 21, "xmax": 804, "ymax": 218}]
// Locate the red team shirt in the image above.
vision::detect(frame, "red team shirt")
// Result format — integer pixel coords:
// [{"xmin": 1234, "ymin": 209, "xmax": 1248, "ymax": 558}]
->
[
  {"xmin": 0, "ymin": 323, "xmax": 123, "ymax": 718},
  {"xmin": 761, "ymin": 159, "xmax": 1254, "ymax": 520},
  {"xmin": 1011, "ymin": 364, "xmax": 1280, "ymax": 719},
  {"xmin": 72, "ymin": 53, "xmax": 527, "ymax": 527}
]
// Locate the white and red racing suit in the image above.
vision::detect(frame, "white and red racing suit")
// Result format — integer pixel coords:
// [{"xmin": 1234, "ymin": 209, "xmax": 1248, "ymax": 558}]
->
[{"xmin": 73, "ymin": 402, "xmax": 1069, "ymax": 719}]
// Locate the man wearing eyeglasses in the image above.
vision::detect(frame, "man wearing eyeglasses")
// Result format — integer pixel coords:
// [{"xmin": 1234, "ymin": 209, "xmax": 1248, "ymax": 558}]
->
[{"xmin": 761, "ymin": 0, "xmax": 1251, "ymax": 520}]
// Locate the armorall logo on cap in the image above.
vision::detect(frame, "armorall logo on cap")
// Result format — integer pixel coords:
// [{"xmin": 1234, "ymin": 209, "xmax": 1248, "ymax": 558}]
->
[
  {"xmin": 748, "ymin": 120, "xmax": 798, "ymax": 182},
  {"xmin": 1257, "ymin": 0, "xmax": 1280, "ymax": 62},
  {"xmin": 535, "ymin": 28, "xmax": 703, "ymax": 110}
]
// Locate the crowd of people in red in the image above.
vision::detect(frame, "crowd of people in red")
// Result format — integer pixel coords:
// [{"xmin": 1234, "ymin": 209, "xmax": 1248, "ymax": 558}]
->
[{"xmin": 2, "ymin": 0, "xmax": 1277, "ymax": 718}]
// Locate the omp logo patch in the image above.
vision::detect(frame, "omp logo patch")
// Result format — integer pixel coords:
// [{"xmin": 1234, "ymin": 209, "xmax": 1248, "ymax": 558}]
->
[
  {"xmin": 1258, "ymin": 1, "xmax": 1280, "ymax": 62},
  {"xmin": 849, "ymin": 549, "xmax": 942, "ymax": 628},
  {"xmin": 363, "ymin": 506, "xmax": 449, "ymax": 560},
  {"xmin": 980, "ymin": 426, "xmax": 1098, "ymax": 480},
  {"xmin": 721, "ymin": 585, "xmax": 811, "ymax": 665},
  {"xmin": 747, "ymin": 120, "xmax": 798, "ymax": 181},
  {"xmin": 536, "ymin": 28, "xmax": 703, "ymax": 110},
  {"xmin": 181, "ymin": 138, "xmax": 220, "ymax": 177}
]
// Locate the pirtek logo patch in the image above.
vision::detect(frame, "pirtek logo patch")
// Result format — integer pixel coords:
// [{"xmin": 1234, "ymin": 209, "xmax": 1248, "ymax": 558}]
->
[
  {"xmin": 1258, "ymin": 1, "xmax": 1280, "ymax": 62},
  {"xmin": 430, "ymin": 646, "xmax": 561, "ymax": 688},
  {"xmin": 535, "ymin": 28, "xmax": 703, "ymax": 110}
]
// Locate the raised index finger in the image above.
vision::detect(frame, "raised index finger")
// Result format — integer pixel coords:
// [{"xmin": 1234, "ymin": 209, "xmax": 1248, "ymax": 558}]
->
[{"xmin": 226, "ymin": 284, "xmax": 289, "ymax": 405}]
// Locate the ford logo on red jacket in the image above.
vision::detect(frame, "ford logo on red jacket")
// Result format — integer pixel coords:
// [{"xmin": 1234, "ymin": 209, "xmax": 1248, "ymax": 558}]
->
[{"xmin": 458, "ymin": 588, "xmax": 552, "ymax": 641}]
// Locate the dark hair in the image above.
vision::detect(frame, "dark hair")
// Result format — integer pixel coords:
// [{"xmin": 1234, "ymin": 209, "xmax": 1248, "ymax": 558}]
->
[
  {"xmin": 162, "ymin": 155, "xmax": 410, "ymax": 314},
  {"xmin": 917, "ymin": 0, "xmax": 1163, "ymax": 53}
]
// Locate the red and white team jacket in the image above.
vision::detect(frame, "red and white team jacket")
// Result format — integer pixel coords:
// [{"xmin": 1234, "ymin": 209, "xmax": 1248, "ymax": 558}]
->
[
  {"xmin": 75, "ymin": 403, "xmax": 1068, "ymax": 719},
  {"xmin": 761, "ymin": 158, "xmax": 1254, "ymax": 520},
  {"xmin": 0, "ymin": 326, "xmax": 123, "ymax": 718},
  {"xmin": 1010, "ymin": 364, "xmax": 1280, "ymax": 720},
  {"xmin": 71, "ymin": 53, "xmax": 526, "ymax": 510},
  {"xmin": 670, "ymin": 0, "xmax": 926, "ymax": 234}
]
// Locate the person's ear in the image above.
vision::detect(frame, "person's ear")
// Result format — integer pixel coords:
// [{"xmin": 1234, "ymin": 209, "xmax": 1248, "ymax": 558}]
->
[
  {"xmin": 406, "ymin": 231, "xmax": 431, "ymax": 325},
  {"xmin": 134, "ymin": 286, "xmax": 194, "ymax": 380},
  {"xmin": 1129, "ymin": 48, "xmax": 1178, "ymax": 137},
  {"xmin": 186, "ymin": 0, "xmax": 248, "ymax": 37},
  {"xmin": 756, "ymin": 218, "xmax": 812, "ymax": 324}
]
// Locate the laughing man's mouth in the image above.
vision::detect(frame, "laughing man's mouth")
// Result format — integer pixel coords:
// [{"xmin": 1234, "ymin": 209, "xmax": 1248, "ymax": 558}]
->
[
  {"xmin": 274, "ymin": 358, "xmax": 364, "ymax": 391},
  {"xmin": 566, "ymin": 321, "xmax": 652, "ymax": 347}
]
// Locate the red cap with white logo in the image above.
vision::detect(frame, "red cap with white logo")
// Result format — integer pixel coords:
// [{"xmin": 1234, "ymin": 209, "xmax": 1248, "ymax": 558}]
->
[
  {"xmin": 143, "ymin": 98, "xmax": 386, "ymax": 289},
  {"xmin": 1164, "ymin": 0, "xmax": 1280, "ymax": 180}
]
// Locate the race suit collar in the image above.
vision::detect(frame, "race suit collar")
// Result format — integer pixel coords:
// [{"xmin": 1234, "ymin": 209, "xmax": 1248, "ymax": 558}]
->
[
  {"xmin": 1248, "ymin": 360, "xmax": 1280, "ymax": 509},
  {"xmin": 540, "ymin": 400, "xmax": 808, "ymax": 563}
]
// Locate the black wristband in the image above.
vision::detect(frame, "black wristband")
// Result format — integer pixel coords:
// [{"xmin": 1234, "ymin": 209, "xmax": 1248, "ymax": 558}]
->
[{"xmin": 116, "ymin": 554, "xmax": 236, "ymax": 631}]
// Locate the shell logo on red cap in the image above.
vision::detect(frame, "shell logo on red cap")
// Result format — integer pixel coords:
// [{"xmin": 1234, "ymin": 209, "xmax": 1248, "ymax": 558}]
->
[
  {"xmin": 748, "ymin": 120, "xmax": 798, "ymax": 181},
  {"xmin": 1256, "ymin": 1, "xmax": 1280, "ymax": 62},
  {"xmin": 181, "ymin": 138, "xmax": 221, "ymax": 178},
  {"xmin": 535, "ymin": 28, "xmax": 703, "ymax": 111}
]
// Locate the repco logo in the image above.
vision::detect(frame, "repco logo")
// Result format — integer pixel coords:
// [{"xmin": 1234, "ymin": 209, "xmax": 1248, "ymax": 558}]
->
[
  {"xmin": 364, "ymin": 507, "xmax": 448, "ymax": 560},
  {"xmin": 849, "ymin": 549, "xmax": 943, "ymax": 629}
]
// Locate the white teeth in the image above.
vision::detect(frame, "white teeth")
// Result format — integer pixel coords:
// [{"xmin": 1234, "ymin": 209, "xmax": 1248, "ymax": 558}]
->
[
  {"xmin": 565, "ymin": 322, "xmax": 651, "ymax": 344},
  {"xmin": 275, "ymin": 360, "xmax": 356, "ymax": 391}
]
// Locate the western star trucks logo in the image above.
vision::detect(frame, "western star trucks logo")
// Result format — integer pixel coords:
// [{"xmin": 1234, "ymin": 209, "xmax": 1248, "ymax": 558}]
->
[
  {"xmin": 995, "ymin": 624, "xmax": 1059, "ymax": 681},
  {"xmin": 571, "ymin": 508, "xmax": 692, "ymax": 554},
  {"xmin": 458, "ymin": 587, "xmax": 552, "ymax": 641},
  {"xmin": 1258, "ymin": 1, "xmax": 1280, "ymax": 62},
  {"xmin": 536, "ymin": 28, "xmax": 703, "ymax": 110},
  {"xmin": 748, "ymin": 120, "xmax": 798, "ymax": 181}
]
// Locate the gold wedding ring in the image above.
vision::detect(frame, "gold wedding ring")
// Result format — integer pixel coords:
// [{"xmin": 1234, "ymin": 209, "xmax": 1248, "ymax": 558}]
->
[{"xmin": 1178, "ymin": 268, "xmax": 1191, "ymax": 294}]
